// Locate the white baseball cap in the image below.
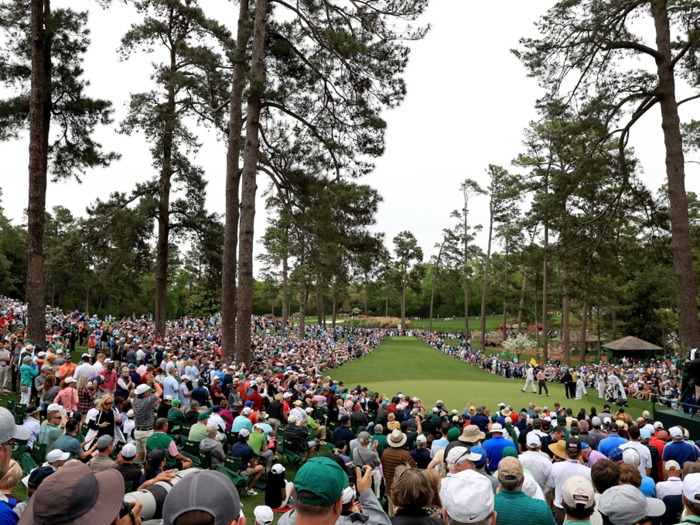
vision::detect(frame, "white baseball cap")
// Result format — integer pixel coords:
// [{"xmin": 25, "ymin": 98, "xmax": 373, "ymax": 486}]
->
[
  {"xmin": 654, "ymin": 421, "xmax": 664, "ymax": 430},
  {"xmin": 135, "ymin": 384, "xmax": 150, "ymax": 395},
  {"xmin": 254, "ymin": 506, "xmax": 274, "ymax": 525},
  {"xmin": 416, "ymin": 435, "xmax": 427, "ymax": 444},
  {"xmin": 164, "ymin": 395, "xmax": 173, "ymax": 401},
  {"xmin": 121, "ymin": 443, "xmax": 137, "ymax": 458},
  {"xmin": 239, "ymin": 428, "xmax": 250, "ymax": 438},
  {"xmin": 443, "ymin": 470, "xmax": 494, "ymax": 523},
  {"xmin": 447, "ymin": 446, "xmax": 483, "ymax": 465},
  {"xmin": 432, "ymin": 407, "xmax": 438, "ymax": 413},
  {"xmin": 0, "ymin": 408, "xmax": 30, "ymax": 443},
  {"xmin": 65, "ymin": 376, "xmax": 77, "ymax": 384},
  {"xmin": 271, "ymin": 464, "xmax": 286, "ymax": 474},
  {"xmin": 562, "ymin": 475, "xmax": 595, "ymax": 509},
  {"xmin": 283, "ymin": 392, "xmax": 292, "ymax": 399},
  {"xmin": 526, "ymin": 433, "xmax": 541, "ymax": 449},
  {"xmin": 451, "ymin": 409, "xmax": 458, "ymax": 415},
  {"xmin": 490, "ymin": 423, "xmax": 504, "ymax": 433},
  {"xmin": 670, "ymin": 427, "xmax": 684, "ymax": 439},
  {"xmin": 622, "ymin": 448, "xmax": 641, "ymax": 467},
  {"xmin": 685, "ymin": 473, "xmax": 700, "ymax": 503},
  {"xmin": 45, "ymin": 449, "xmax": 70, "ymax": 463}
]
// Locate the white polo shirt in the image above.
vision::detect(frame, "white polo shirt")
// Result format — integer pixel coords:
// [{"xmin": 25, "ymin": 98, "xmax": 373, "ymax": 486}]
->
[
  {"xmin": 547, "ymin": 459, "xmax": 591, "ymax": 508},
  {"xmin": 620, "ymin": 441, "xmax": 653, "ymax": 478},
  {"xmin": 519, "ymin": 450, "xmax": 553, "ymax": 491},
  {"xmin": 656, "ymin": 477, "xmax": 683, "ymax": 500}
]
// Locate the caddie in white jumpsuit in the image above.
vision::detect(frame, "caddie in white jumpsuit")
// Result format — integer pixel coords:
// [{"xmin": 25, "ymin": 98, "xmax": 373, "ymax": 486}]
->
[
  {"xmin": 575, "ymin": 375, "xmax": 587, "ymax": 400},
  {"xmin": 522, "ymin": 365, "xmax": 537, "ymax": 393},
  {"xmin": 596, "ymin": 372, "xmax": 606, "ymax": 399},
  {"xmin": 607, "ymin": 372, "xmax": 627, "ymax": 400}
]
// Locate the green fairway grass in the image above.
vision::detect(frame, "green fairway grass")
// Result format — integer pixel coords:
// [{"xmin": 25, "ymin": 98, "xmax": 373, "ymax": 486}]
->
[{"xmin": 329, "ymin": 337, "xmax": 648, "ymax": 418}]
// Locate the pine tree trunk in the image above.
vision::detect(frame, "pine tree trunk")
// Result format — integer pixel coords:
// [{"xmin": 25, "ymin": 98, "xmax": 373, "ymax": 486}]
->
[
  {"xmin": 221, "ymin": 0, "xmax": 250, "ymax": 359},
  {"xmin": 385, "ymin": 296, "xmax": 388, "ymax": 317},
  {"xmin": 281, "ymin": 245, "xmax": 289, "ymax": 331},
  {"xmin": 596, "ymin": 306, "xmax": 602, "ymax": 362},
  {"xmin": 332, "ymin": 295, "xmax": 337, "ymax": 328},
  {"xmin": 316, "ymin": 274, "xmax": 322, "ymax": 323},
  {"xmin": 533, "ymin": 274, "xmax": 540, "ymax": 357},
  {"xmin": 401, "ymin": 276, "xmax": 406, "ymax": 330},
  {"xmin": 542, "ymin": 223, "xmax": 549, "ymax": 362},
  {"xmin": 562, "ymin": 257, "xmax": 570, "ymax": 365},
  {"xmin": 464, "ymin": 204, "xmax": 470, "ymax": 336},
  {"xmin": 26, "ymin": 0, "xmax": 50, "ymax": 347},
  {"xmin": 518, "ymin": 274, "xmax": 527, "ymax": 333},
  {"xmin": 480, "ymin": 204, "xmax": 494, "ymax": 352},
  {"xmin": 235, "ymin": 0, "xmax": 269, "ymax": 365},
  {"xmin": 651, "ymin": 0, "xmax": 700, "ymax": 352},
  {"xmin": 299, "ymin": 283, "xmax": 308, "ymax": 338},
  {"xmin": 580, "ymin": 264, "xmax": 591, "ymax": 365},
  {"xmin": 85, "ymin": 270, "xmax": 90, "ymax": 316},
  {"xmin": 502, "ymin": 246, "xmax": 508, "ymax": 340},
  {"xmin": 154, "ymin": 41, "xmax": 177, "ymax": 339},
  {"xmin": 429, "ymin": 243, "xmax": 444, "ymax": 333}
]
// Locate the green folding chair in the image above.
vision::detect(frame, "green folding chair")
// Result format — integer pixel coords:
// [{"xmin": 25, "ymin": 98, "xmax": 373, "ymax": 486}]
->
[
  {"xmin": 198, "ymin": 451, "xmax": 212, "ymax": 469},
  {"xmin": 183, "ymin": 440, "xmax": 201, "ymax": 457},
  {"xmin": 32, "ymin": 442, "xmax": 47, "ymax": 465},
  {"xmin": 7, "ymin": 399, "xmax": 15, "ymax": 413}
]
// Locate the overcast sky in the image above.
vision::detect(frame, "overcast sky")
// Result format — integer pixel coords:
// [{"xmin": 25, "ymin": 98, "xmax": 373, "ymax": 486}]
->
[{"xmin": 2, "ymin": 0, "xmax": 699, "ymax": 278}]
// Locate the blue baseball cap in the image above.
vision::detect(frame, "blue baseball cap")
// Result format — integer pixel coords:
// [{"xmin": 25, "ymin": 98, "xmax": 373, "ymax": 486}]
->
[
  {"xmin": 609, "ymin": 447, "xmax": 623, "ymax": 462},
  {"xmin": 470, "ymin": 446, "xmax": 487, "ymax": 467}
]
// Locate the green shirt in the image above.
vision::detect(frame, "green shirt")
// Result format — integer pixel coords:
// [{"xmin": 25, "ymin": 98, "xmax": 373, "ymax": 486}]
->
[
  {"xmin": 168, "ymin": 409, "xmax": 186, "ymax": 425},
  {"xmin": 188, "ymin": 423, "xmax": 208, "ymax": 442},
  {"xmin": 38, "ymin": 423, "xmax": 62, "ymax": 451},
  {"xmin": 371, "ymin": 435, "xmax": 387, "ymax": 452},
  {"xmin": 494, "ymin": 490, "xmax": 556, "ymax": 525},
  {"xmin": 248, "ymin": 431, "xmax": 267, "ymax": 455},
  {"xmin": 146, "ymin": 432, "xmax": 176, "ymax": 468}
]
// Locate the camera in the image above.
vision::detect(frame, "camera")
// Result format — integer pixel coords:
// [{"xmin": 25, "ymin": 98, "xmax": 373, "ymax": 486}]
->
[{"xmin": 119, "ymin": 501, "xmax": 133, "ymax": 519}]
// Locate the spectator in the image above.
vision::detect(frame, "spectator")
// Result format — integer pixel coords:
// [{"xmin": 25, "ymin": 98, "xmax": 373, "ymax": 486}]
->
[
  {"xmin": 561, "ymin": 475, "xmax": 596, "ymax": 524},
  {"xmin": 21, "ymin": 406, "xmax": 40, "ymax": 449},
  {"xmin": 493, "ymin": 457, "xmax": 555, "ymax": 525},
  {"xmin": 549, "ymin": 438, "xmax": 591, "ymax": 525},
  {"xmin": 111, "ymin": 443, "xmax": 142, "ymax": 485},
  {"xmin": 13, "ymin": 465, "xmax": 55, "ymax": 520},
  {"xmin": 597, "ymin": 422, "xmax": 628, "ymax": 458},
  {"xmin": 422, "ymin": 469, "xmax": 443, "ymax": 519},
  {"xmin": 36, "ymin": 409, "xmax": 65, "ymax": 451},
  {"xmin": 0, "ymin": 460, "xmax": 22, "ymax": 508},
  {"xmin": 333, "ymin": 416, "xmax": 356, "ymax": 446},
  {"xmin": 482, "ymin": 423, "xmax": 510, "ymax": 470},
  {"xmin": 189, "ymin": 412, "xmax": 210, "ymax": 441},
  {"xmin": 663, "ymin": 426, "xmax": 699, "ymax": 468},
  {"xmin": 146, "ymin": 418, "xmax": 192, "ymax": 471},
  {"xmin": 199, "ymin": 425, "xmax": 226, "ymax": 469},
  {"xmin": 590, "ymin": 459, "xmax": 620, "ymax": 525},
  {"xmin": 232, "ymin": 407, "xmax": 254, "ymax": 433},
  {"xmin": 518, "ymin": 433, "xmax": 551, "ymax": 492},
  {"xmin": 410, "ymin": 435, "xmax": 432, "ymax": 469},
  {"xmin": 254, "ymin": 506, "xmax": 274, "ymax": 525},
  {"xmin": 231, "ymin": 428, "xmax": 264, "ymax": 496},
  {"xmin": 284, "ymin": 415, "xmax": 316, "ymax": 461},
  {"xmin": 621, "ymin": 448, "xmax": 656, "ymax": 497},
  {"xmin": 17, "ymin": 461, "xmax": 141, "ymax": 525},
  {"xmin": 620, "ymin": 425, "xmax": 653, "ymax": 478},
  {"xmin": 266, "ymin": 463, "xmax": 294, "ymax": 511},
  {"xmin": 89, "ymin": 435, "xmax": 115, "ymax": 473},
  {"xmin": 162, "ymin": 470, "xmax": 241, "ymax": 525},
  {"xmin": 656, "ymin": 459, "xmax": 682, "ymax": 500},
  {"xmin": 679, "ymin": 473, "xmax": 700, "ymax": 525},
  {"xmin": 279, "ymin": 459, "xmax": 387, "ymax": 525},
  {"xmin": 381, "ymin": 430, "xmax": 417, "ymax": 504},
  {"xmin": 53, "ymin": 418, "xmax": 98, "ymax": 461},
  {"xmin": 639, "ymin": 428, "xmax": 660, "ymax": 483},
  {"xmin": 249, "ymin": 423, "xmax": 275, "ymax": 471},
  {"xmin": 132, "ymin": 380, "xmax": 162, "ymax": 462},
  {"xmin": 650, "ymin": 429, "xmax": 668, "ymax": 480},
  {"xmin": 442, "ymin": 469, "xmax": 496, "ymax": 525},
  {"xmin": 597, "ymin": 484, "xmax": 665, "ymax": 525},
  {"xmin": 390, "ymin": 465, "xmax": 442, "ymax": 525}
]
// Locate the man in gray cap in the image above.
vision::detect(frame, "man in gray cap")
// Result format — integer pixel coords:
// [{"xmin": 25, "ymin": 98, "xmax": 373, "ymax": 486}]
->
[
  {"xmin": 0, "ymin": 407, "xmax": 30, "ymax": 522},
  {"xmin": 132, "ymin": 379, "xmax": 162, "ymax": 462},
  {"xmin": 89, "ymin": 435, "xmax": 115, "ymax": 473},
  {"xmin": 163, "ymin": 469, "xmax": 241, "ymax": 525},
  {"xmin": 598, "ymin": 484, "xmax": 665, "ymax": 525}
]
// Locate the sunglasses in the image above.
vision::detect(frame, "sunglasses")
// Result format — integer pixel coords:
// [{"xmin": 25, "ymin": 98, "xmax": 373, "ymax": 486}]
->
[{"xmin": 397, "ymin": 467, "xmax": 421, "ymax": 480}]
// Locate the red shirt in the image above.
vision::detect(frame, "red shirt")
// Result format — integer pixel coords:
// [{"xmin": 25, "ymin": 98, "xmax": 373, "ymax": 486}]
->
[
  {"xmin": 649, "ymin": 436, "xmax": 666, "ymax": 479},
  {"xmin": 247, "ymin": 392, "xmax": 264, "ymax": 411}
]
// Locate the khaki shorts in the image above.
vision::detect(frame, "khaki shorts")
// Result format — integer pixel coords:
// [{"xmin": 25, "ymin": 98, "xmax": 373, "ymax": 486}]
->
[
  {"xmin": 134, "ymin": 429, "xmax": 153, "ymax": 453},
  {"xmin": 88, "ymin": 346, "xmax": 96, "ymax": 358},
  {"xmin": 241, "ymin": 466, "xmax": 258, "ymax": 476}
]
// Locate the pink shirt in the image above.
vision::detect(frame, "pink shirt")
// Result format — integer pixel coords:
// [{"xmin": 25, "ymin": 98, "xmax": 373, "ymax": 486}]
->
[
  {"xmin": 56, "ymin": 387, "xmax": 78, "ymax": 412},
  {"xmin": 99, "ymin": 369, "xmax": 117, "ymax": 392}
]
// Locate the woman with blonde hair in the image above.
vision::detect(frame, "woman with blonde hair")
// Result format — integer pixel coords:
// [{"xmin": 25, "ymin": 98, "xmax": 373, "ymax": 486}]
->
[
  {"xmin": 421, "ymin": 468, "xmax": 443, "ymax": 519},
  {"xmin": 0, "ymin": 460, "xmax": 23, "ymax": 506},
  {"xmin": 338, "ymin": 398, "xmax": 349, "ymax": 418},
  {"xmin": 84, "ymin": 393, "xmax": 124, "ymax": 450},
  {"xmin": 387, "ymin": 412, "xmax": 400, "ymax": 431}
]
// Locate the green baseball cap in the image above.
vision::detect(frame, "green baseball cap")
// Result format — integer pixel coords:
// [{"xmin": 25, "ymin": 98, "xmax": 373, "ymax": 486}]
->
[
  {"xmin": 447, "ymin": 427, "xmax": 460, "ymax": 441},
  {"xmin": 198, "ymin": 412, "xmax": 208, "ymax": 421},
  {"xmin": 294, "ymin": 457, "xmax": 349, "ymax": 506},
  {"xmin": 172, "ymin": 399, "xmax": 181, "ymax": 406}
]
